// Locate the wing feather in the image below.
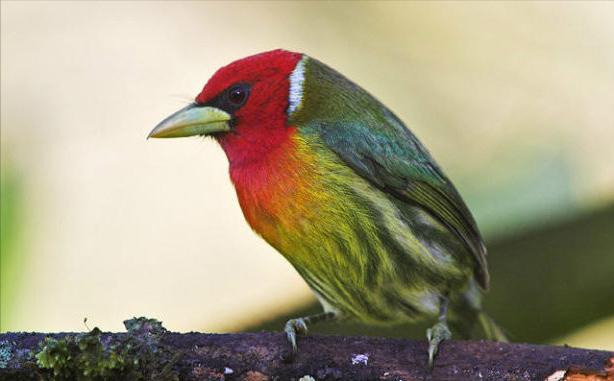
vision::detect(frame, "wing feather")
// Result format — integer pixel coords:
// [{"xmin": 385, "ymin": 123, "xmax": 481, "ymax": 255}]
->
[{"xmin": 319, "ymin": 113, "xmax": 490, "ymax": 289}]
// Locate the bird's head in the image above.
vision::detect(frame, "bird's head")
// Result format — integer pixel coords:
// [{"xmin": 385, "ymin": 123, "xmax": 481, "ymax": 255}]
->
[{"xmin": 149, "ymin": 49, "xmax": 306, "ymax": 166}]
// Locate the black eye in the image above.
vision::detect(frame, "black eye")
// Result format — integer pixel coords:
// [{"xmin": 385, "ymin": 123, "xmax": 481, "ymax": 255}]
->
[
  {"xmin": 228, "ymin": 86, "xmax": 247, "ymax": 106},
  {"xmin": 202, "ymin": 82, "xmax": 251, "ymax": 115}
]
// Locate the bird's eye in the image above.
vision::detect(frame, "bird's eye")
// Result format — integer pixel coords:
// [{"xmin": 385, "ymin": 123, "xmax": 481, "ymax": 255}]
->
[
  {"xmin": 228, "ymin": 86, "xmax": 247, "ymax": 106},
  {"xmin": 204, "ymin": 82, "xmax": 251, "ymax": 114}
]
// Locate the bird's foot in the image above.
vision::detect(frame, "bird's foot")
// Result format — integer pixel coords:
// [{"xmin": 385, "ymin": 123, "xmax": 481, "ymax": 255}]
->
[
  {"xmin": 284, "ymin": 317, "xmax": 309, "ymax": 354},
  {"xmin": 426, "ymin": 321, "xmax": 451, "ymax": 368}
]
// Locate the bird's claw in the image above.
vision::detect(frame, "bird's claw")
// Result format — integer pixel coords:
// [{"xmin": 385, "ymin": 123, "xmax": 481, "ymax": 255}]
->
[
  {"xmin": 285, "ymin": 318, "xmax": 308, "ymax": 354},
  {"xmin": 426, "ymin": 321, "xmax": 451, "ymax": 368}
]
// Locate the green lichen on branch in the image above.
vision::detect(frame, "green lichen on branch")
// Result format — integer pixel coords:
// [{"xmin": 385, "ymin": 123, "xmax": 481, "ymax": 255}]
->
[
  {"xmin": 0, "ymin": 340, "xmax": 13, "ymax": 368},
  {"xmin": 35, "ymin": 328, "xmax": 124, "ymax": 379},
  {"xmin": 34, "ymin": 317, "xmax": 179, "ymax": 381}
]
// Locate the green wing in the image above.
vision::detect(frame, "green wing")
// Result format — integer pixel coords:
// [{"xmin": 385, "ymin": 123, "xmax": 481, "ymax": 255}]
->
[{"xmin": 319, "ymin": 108, "xmax": 490, "ymax": 290}]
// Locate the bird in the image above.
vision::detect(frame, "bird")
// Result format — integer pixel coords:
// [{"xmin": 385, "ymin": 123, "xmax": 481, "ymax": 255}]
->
[{"xmin": 148, "ymin": 49, "xmax": 506, "ymax": 367}]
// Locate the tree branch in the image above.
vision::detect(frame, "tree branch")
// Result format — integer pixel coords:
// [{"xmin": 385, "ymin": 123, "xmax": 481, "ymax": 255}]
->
[{"xmin": 1, "ymin": 330, "xmax": 612, "ymax": 381}]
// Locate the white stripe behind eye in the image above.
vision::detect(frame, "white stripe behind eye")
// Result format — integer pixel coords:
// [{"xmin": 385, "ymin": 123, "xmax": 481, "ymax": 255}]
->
[{"xmin": 287, "ymin": 56, "xmax": 308, "ymax": 115}]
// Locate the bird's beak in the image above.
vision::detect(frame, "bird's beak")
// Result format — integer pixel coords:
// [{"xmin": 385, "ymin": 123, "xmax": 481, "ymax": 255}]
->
[{"xmin": 148, "ymin": 103, "xmax": 231, "ymax": 138}]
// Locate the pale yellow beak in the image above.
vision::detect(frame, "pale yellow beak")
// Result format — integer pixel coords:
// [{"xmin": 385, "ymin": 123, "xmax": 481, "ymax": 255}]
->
[{"xmin": 148, "ymin": 103, "xmax": 231, "ymax": 138}]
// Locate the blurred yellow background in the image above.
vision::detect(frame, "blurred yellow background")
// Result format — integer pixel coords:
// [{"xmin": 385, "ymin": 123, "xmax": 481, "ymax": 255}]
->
[{"xmin": 1, "ymin": 1, "xmax": 613, "ymax": 350}]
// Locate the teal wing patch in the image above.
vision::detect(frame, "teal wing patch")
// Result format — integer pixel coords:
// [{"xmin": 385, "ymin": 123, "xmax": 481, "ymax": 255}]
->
[{"xmin": 320, "ymin": 110, "xmax": 490, "ymax": 289}]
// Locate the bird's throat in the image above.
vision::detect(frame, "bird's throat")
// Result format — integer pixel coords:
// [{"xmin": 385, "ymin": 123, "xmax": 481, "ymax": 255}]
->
[{"xmin": 224, "ymin": 128, "xmax": 319, "ymax": 247}]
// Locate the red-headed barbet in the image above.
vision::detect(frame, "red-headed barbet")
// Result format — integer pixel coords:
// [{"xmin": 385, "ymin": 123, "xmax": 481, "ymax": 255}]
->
[{"xmin": 148, "ymin": 49, "xmax": 507, "ymax": 367}]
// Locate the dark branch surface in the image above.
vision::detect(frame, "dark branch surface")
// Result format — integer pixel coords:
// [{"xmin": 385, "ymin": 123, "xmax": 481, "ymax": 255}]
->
[{"xmin": 1, "ymin": 331, "xmax": 613, "ymax": 381}]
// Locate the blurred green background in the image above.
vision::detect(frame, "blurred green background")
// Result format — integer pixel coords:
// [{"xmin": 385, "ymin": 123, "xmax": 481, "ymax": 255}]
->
[{"xmin": 1, "ymin": 2, "xmax": 613, "ymax": 350}]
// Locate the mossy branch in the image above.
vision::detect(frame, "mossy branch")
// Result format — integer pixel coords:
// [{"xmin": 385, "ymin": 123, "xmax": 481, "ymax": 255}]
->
[{"xmin": 0, "ymin": 318, "xmax": 612, "ymax": 381}]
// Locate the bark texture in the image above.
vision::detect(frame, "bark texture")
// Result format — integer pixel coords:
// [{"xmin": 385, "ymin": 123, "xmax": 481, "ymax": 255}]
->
[{"xmin": 1, "ymin": 331, "xmax": 612, "ymax": 381}]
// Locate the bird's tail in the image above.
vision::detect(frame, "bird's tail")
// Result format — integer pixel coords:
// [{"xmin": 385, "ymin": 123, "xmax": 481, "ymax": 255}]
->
[
  {"xmin": 476, "ymin": 311, "xmax": 509, "ymax": 342},
  {"xmin": 448, "ymin": 281, "xmax": 509, "ymax": 342}
]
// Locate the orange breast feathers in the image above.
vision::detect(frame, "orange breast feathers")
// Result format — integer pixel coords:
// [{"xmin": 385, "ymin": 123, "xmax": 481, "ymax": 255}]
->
[{"xmin": 228, "ymin": 132, "xmax": 324, "ymax": 246}]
